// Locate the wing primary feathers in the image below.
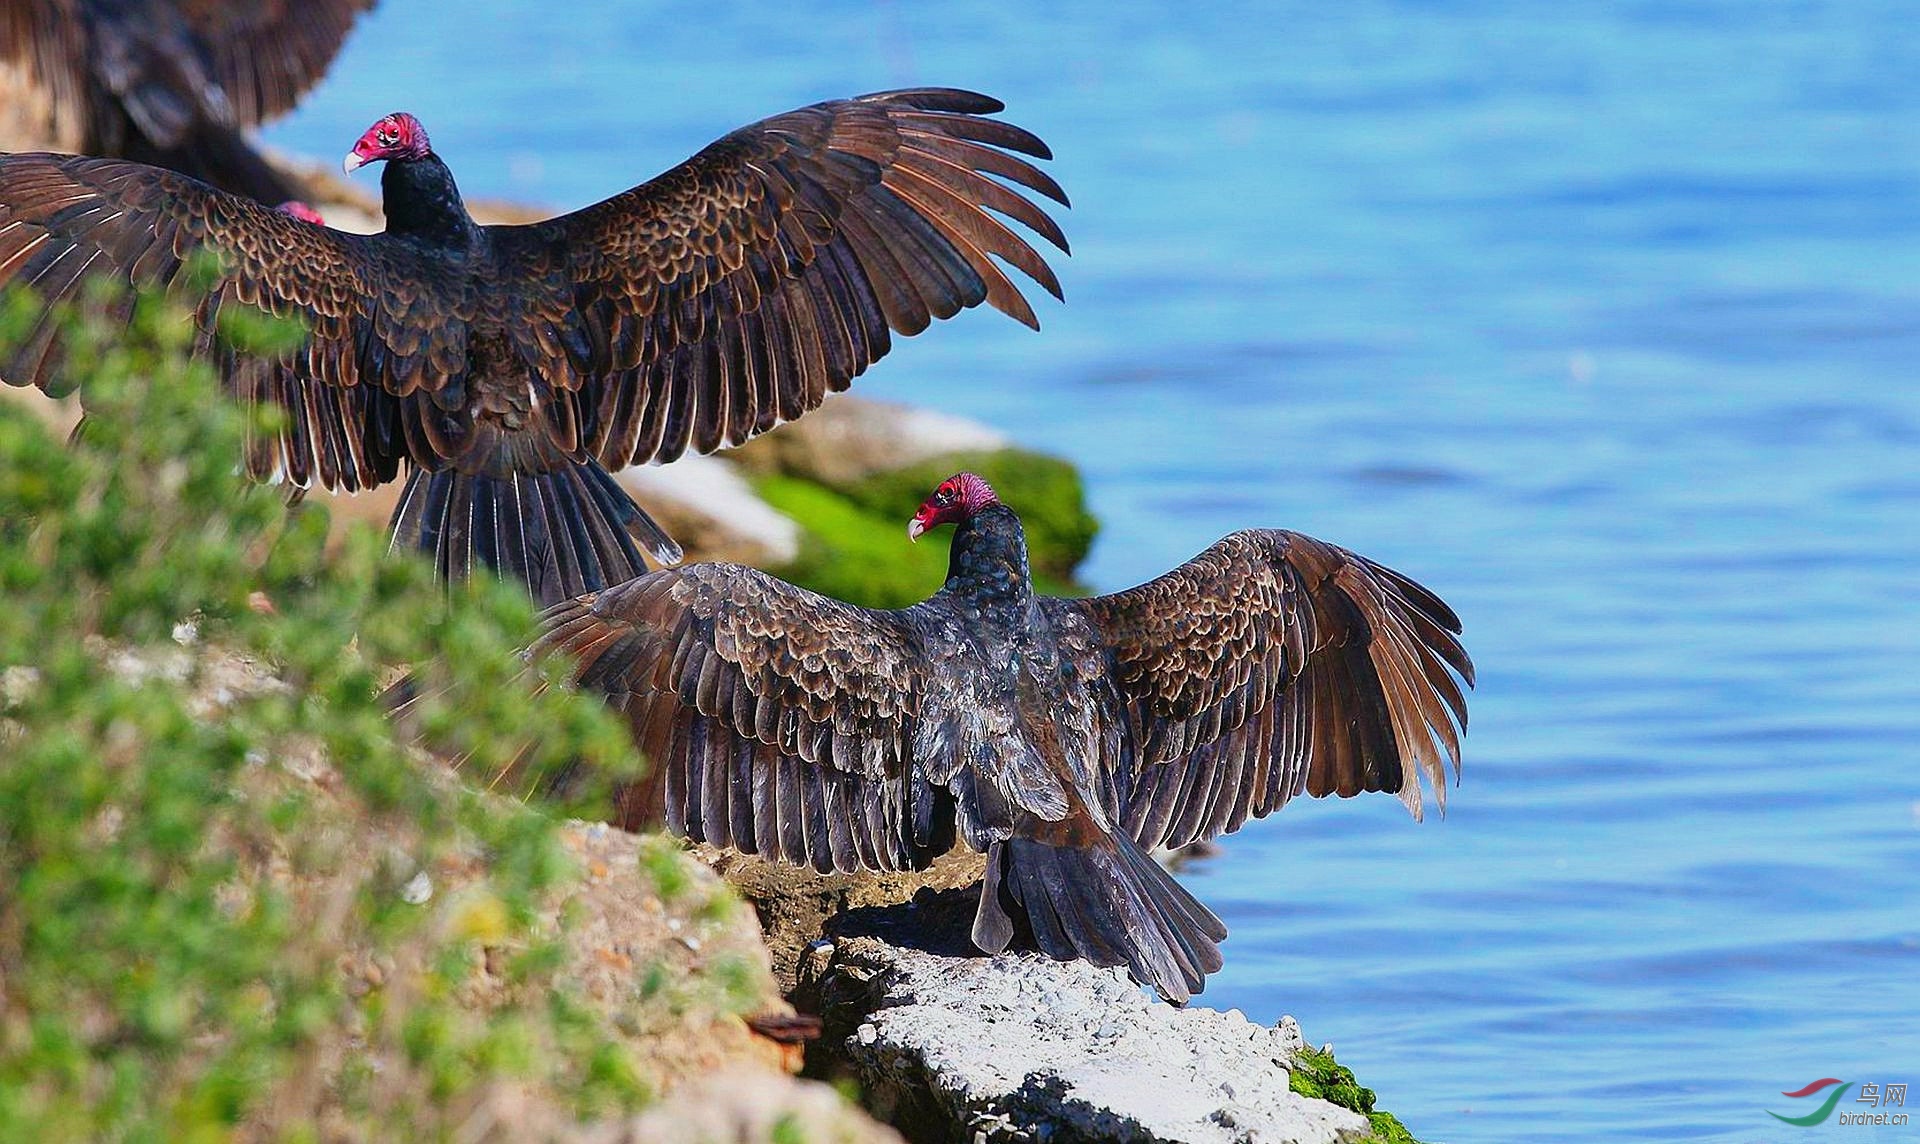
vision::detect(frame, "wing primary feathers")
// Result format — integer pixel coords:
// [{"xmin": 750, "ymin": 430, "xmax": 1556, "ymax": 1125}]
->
[
  {"xmin": 897, "ymin": 132, "xmax": 1071, "ymax": 206},
  {"xmin": 896, "ymin": 150, "xmax": 1071, "ymax": 253},
  {"xmin": 553, "ymin": 89, "xmax": 1066, "ymax": 468},
  {"xmin": 889, "ymin": 110, "xmax": 1054, "ymax": 160},
  {"xmin": 1048, "ymin": 529, "xmax": 1473, "ymax": 849},
  {"xmin": 857, "ymin": 88, "xmax": 1007, "ymax": 115}
]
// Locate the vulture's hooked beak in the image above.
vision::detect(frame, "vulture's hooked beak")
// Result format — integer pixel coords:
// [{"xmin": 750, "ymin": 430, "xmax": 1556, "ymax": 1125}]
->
[
  {"xmin": 907, "ymin": 517, "xmax": 927, "ymax": 543},
  {"xmin": 342, "ymin": 151, "xmax": 369, "ymax": 174}
]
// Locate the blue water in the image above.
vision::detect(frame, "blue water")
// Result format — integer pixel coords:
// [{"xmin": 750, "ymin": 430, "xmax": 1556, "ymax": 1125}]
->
[{"xmin": 266, "ymin": 5, "xmax": 1920, "ymax": 1139}]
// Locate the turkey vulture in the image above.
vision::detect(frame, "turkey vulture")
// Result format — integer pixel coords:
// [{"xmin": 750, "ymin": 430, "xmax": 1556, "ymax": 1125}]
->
[
  {"xmin": 535, "ymin": 472, "xmax": 1474, "ymax": 1002},
  {"xmin": 1, "ymin": 0, "xmax": 375, "ymax": 202},
  {"xmin": 0, "ymin": 89, "xmax": 1069, "ymax": 604}
]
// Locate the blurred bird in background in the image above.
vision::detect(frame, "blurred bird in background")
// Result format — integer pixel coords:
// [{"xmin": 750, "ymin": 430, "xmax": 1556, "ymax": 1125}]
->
[{"xmin": 1, "ymin": 0, "xmax": 377, "ymax": 203}]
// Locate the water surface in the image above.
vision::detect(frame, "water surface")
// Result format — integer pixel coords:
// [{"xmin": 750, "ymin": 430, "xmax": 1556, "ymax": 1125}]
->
[{"xmin": 267, "ymin": 5, "xmax": 1920, "ymax": 1138}]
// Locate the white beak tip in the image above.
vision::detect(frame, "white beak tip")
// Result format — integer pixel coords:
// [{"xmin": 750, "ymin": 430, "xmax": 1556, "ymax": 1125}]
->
[
  {"xmin": 907, "ymin": 520, "xmax": 924, "ymax": 542},
  {"xmin": 342, "ymin": 152, "xmax": 366, "ymax": 174}
]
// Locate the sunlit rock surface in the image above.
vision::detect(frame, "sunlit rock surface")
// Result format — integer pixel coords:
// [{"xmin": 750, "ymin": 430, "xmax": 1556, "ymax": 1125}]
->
[{"xmin": 797, "ymin": 890, "xmax": 1377, "ymax": 1144}]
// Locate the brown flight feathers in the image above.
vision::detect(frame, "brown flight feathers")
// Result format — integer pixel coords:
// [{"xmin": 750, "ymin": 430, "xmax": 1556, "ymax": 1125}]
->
[
  {"xmin": 0, "ymin": 88, "xmax": 1068, "ymax": 495},
  {"xmin": 534, "ymin": 529, "xmax": 1473, "ymax": 868},
  {"xmin": 1048, "ymin": 530, "xmax": 1474, "ymax": 849}
]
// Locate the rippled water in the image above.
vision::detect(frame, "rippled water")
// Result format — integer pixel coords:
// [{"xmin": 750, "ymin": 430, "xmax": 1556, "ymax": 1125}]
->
[{"xmin": 266, "ymin": 4, "xmax": 1920, "ymax": 1138}]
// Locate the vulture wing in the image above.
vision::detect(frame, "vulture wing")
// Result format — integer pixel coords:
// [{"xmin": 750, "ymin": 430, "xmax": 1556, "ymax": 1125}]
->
[
  {"xmin": 0, "ymin": 89, "xmax": 1065, "ymax": 489},
  {"xmin": 1046, "ymin": 530, "xmax": 1474, "ymax": 851},
  {"xmin": 3, "ymin": 1, "xmax": 372, "ymax": 139},
  {"xmin": 522, "ymin": 87, "xmax": 1070, "ymax": 465},
  {"xmin": 533, "ymin": 565, "xmax": 962, "ymax": 874},
  {"xmin": 0, "ymin": 154, "xmax": 503, "ymax": 489},
  {"xmin": 173, "ymin": 0, "xmax": 376, "ymax": 128},
  {"xmin": 0, "ymin": 154, "xmax": 461, "ymax": 492}
]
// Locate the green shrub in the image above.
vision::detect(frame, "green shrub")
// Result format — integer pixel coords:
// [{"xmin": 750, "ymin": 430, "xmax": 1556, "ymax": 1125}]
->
[{"xmin": 0, "ymin": 285, "xmax": 704, "ymax": 1140}]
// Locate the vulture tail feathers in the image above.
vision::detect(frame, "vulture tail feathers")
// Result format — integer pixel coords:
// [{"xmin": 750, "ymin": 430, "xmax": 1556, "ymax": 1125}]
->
[
  {"xmin": 975, "ymin": 814, "xmax": 1226, "ymax": 1004},
  {"xmin": 388, "ymin": 461, "xmax": 682, "ymax": 607}
]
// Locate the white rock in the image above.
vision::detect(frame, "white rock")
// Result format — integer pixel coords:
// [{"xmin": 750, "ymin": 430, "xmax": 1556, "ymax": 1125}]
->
[
  {"xmin": 730, "ymin": 395, "xmax": 1011, "ymax": 487},
  {"xmin": 401, "ymin": 872, "xmax": 432, "ymax": 905},
  {"xmin": 888, "ymin": 402, "xmax": 1009, "ymax": 458},
  {"xmin": 615, "ymin": 454, "xmax": 800, "ymax": 565},
  {"xmin": 819, "ymin": 937, "xmax": 1375, "ymax": 1144},
  {"xmin": 0, "ymin": 665, "xmax": 41, "ymax": 706}
]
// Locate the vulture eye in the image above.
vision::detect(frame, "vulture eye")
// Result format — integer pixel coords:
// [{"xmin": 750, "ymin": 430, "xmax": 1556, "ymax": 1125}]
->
[
  {"xmin": 376, "ymin": 127, "xmax": 397, "ymax": 146},
  {"xmin": 934, "ymin": 486, "xmax": 955, "ymax": 505}
]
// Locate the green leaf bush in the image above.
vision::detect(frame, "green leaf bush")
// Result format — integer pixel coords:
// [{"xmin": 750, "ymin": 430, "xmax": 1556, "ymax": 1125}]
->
[{"xmin": 0, "ymin": 286, "xmax": 757, "ymax": 1140}]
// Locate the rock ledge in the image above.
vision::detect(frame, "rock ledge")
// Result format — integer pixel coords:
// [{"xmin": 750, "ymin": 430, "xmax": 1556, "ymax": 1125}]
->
[{"xmin": 801, "ymin": 896, "xmax": 1373, "ymax": 1144}]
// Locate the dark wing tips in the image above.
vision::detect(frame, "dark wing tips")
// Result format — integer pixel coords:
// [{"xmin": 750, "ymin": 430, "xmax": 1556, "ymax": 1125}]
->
[
  {"xmin": 1078, "ymin": 528, "xmax": 1474, "ymax": 844},
  {"xmin": 857, "ymin": 87, "xmax": 1007, "ymax": 116},
  {"xmin": 1301, "ymin": 538, "xmax": 1473, "ymax": 819},
  {"xmin": 531, "ymin": 570, "xmax": 937, "ymax": 876},
  {"xmin": 893, "ymin": 128, "xmax": 1071, "ymax": 209},
  {"xmin": 569, "ymin": 86, "xmax": 1067, "ymax": 467},
  {"xmin": 531, "ymin": 595, "xmax": 624, "ymax": 687},
  {"xmin": 1368, "ymin": 557, "xmax": 1475, "ymax": 688},
  {"xmin": 891, "ymin": 106, "xmax": 1055, "ymax": 162},
  {"xmin": 868, "ymin": 90, "xmax": 1068, "ymax": 327}
]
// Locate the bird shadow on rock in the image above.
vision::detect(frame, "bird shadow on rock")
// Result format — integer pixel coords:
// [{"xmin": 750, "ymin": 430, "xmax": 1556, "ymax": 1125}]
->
[
  {"xmin": 821, "ymin": 883, "xmax": 986, "ymax": 959},
  {"xmin": 793, "ymin": 883, "xmax": 1005, "ymax": 1052}
]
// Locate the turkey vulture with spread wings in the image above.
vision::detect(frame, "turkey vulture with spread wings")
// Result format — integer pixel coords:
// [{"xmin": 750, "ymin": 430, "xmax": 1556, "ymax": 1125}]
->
[
  {"xmin": 0, "ymin": 89, "xmax": 1067, "ymax": 604},
  {"xmin": 535, "ymin": 473, "xmax": 1473, "ymax": 1002},
  {"xmin": 1, "ymin": 0, "xmax": 375, "ymax": 202}
]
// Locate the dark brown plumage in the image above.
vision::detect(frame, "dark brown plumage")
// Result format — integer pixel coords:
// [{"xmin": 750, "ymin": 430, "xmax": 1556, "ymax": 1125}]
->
[
  {"xmin": 534, "ymin": 473, "xmax": 1473, "ymax": 1002},
  {"xmin": 1, "ymin": 0, "xmax": 375, "ymax": 202},
  {"xmin": 0, "ymin": 89, "xmax": 1068, "ymax": 604}
]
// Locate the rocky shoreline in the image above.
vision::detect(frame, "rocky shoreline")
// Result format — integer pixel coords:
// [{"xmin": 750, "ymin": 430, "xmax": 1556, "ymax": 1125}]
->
[
  {"xmin": 795, "ymin": 884, "xmax": 1397, "ymax": 1144},
  {"xmin": 0, "ymin": 142, "xmax": 1425, "ymax": 1143},
  {"xmin": 17, "ymin": 638, "xmax": 1417, "ymax": 1143}
]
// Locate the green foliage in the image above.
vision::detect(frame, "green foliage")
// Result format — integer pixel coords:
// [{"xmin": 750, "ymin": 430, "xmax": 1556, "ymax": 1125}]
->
[
  {"xmin": 638, "ymin": 834, "xmax": 697, "ymax": 904},
  {"xmin": 0, "ymin": 287, "xmax": 679, "ymax": 1139},
  {"xmin": 1287, "ymin": 1046, "xmax": 1422, "ymax": 1144},
  {"xmin": 770, "ymin": 1111, "xmax": 808, "ymax": 1144},
  {"xmin": 754, "ymin": 448, "xmax": 1095, "ymax": 610}
]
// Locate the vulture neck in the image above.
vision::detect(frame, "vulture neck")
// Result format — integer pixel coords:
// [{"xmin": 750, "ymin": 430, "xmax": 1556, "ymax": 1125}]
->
[
  {"xmin": 946, "ymin": 505, "xmax": 1032, "ymax": 615},
  {"xmin": 381, "ymin": 155, "xmax": 476, "ymax": 247}
]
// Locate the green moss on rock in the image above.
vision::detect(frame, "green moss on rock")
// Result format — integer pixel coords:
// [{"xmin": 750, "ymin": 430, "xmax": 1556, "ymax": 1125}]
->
[
  {"xmin": 1287, "ymin": 1045, "xmax": 1423, "ymax": 1144},
  {"xmin": 754, "ymin": 473, "xmax": 952, "ymax": 609},
  {"xmin": 754, "ymin": 450, "xmax": 1097, "ymax": 609},
  {"xmin": 833, "ymin": 448, "xmax": 1097, "ymax": 583}
]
